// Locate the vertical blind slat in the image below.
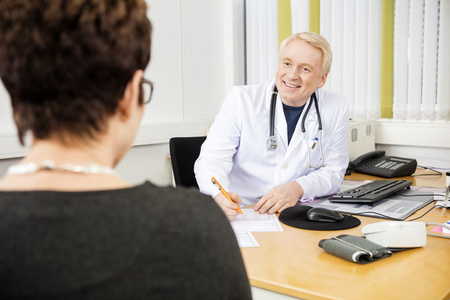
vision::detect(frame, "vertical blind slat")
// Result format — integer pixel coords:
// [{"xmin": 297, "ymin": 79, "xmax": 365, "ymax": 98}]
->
[
  {"xmin": 290, "ymin": 0, "xmax": 309, "ymax": 34},
  {"xmin": 354, "ymin": 0, "xmax": 369, "ymax": 118},
  {"xmin": 366, "ymin": 0, "xmax": 382, "ymax": 119},
  {"xmin": 268, "ymin": 0, "xmax": 279, "ymax": 79},
  {"xmin": 330, "ymin": 0, "xmax": 344, "ymax": 95},
  {"xmin": 342, "ymin": 0, "xmax": 356, "ymax": 117},
  {"xmin": 406, "ymin": 0, "xmax": 424, "ymax": 119},
  {"xmin": 421, "ymin": 0, "xmax": 439, "ymax": 120},
  {"xmin": 246, "ymin": 0, "xmax": 278, "ymax": 85},
  {"xmin": 257, "ymin": 0, "xmax": 269, "ymax": 83},
  {"xmin": 393, "ymin": 0, "xmax": 409, "ymax": 119},
  {"xmin": 436, "ymin": 0, "xmax": 450, "ymax": 120},
  {"xmin": 244, "ymin": 0, "xmax": 449, "ymax": 122},
  {"xmin": 320, "ymin": 0, "xmax": 333, "ymax": 90}
]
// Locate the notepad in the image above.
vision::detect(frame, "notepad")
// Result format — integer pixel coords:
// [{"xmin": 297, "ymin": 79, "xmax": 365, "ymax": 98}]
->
[
  {"xmin": 230, "ymin": 208, "xmax": 283, "ymax": 247},
  {"xmin": 231, "ymin": 208, "xmax": 283, "ymax": 232}
]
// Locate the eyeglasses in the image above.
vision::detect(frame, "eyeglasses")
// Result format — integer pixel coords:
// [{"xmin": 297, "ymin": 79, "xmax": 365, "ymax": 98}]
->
[{"xmin": 139, "ymin": 78, "xmax": 154, "ymax": 104}]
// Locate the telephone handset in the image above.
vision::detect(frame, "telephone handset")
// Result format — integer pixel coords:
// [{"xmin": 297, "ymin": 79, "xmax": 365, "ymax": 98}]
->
[{"xmin": 349, "ymin": 150, "xmax": 417, "ymax": 178}]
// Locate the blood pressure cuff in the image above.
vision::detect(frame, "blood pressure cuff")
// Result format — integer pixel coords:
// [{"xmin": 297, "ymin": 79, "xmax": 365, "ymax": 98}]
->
[{"xmin": 319, "ymin": 234, "xmax": 393, "ymax": 264}]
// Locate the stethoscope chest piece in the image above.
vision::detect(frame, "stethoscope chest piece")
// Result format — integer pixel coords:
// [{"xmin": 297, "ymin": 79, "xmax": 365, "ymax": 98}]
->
[{"xmin": 267, "ymin": 136, "xmax": 277, "ymax": 150}]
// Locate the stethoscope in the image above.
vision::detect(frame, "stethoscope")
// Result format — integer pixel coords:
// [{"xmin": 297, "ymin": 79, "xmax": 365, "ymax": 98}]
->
[{"xmin": 267, "ymin": 86, "xmax": 326, "ymax": 168}]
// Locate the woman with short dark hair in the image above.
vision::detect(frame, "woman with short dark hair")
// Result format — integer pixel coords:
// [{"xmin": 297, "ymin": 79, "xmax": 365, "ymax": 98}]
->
[{"xmin": 0, "ymin": 0, "xmax": 251, "ymax": 298}]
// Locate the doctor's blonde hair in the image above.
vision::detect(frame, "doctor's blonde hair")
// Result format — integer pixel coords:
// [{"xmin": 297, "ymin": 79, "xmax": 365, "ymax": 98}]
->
[{"xmin": 279, "ymin": 32, "xmax": 332, "ymax": 76}]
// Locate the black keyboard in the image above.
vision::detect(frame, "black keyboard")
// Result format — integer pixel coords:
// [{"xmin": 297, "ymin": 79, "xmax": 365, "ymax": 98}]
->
[{"xmin": 329, "ymin": 179, "xmax": 412, "ymax": 204}]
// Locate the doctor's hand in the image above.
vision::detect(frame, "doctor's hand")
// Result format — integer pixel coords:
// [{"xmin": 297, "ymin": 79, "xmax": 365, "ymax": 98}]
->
[
  {"xmin": 214, "ymin": 192, "xmax": 242, "ymax": 222},
  {"xmin": 255, "ymin": 181, "xmax": 304, "ymax": 214}
]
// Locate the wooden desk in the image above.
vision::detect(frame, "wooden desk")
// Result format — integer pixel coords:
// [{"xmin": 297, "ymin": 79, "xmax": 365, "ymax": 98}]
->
[{"xmin": 241, "ymin": 171, "xmax": 450, "ymax": 300}]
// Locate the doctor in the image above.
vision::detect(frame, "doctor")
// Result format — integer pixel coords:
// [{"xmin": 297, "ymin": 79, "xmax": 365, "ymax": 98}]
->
[{"xmin": 194, "ymin": 32, "xmax": 349, "ymax": 221}]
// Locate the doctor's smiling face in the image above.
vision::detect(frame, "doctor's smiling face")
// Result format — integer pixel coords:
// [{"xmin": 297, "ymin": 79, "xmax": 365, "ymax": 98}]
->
[{"xmin": 275, "ymin": 38, "xmax": 328, "ymax": 107}]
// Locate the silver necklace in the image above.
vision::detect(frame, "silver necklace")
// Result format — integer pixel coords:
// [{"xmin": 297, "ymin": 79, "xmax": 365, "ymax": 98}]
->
[{"xmin": 6, "ymin": 159, "xmax": 120, "ymax": 177}]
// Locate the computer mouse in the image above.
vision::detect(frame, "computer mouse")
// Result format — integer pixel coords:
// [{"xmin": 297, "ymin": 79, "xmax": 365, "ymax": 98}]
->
[{"xmin": 306, "ymin": 207, "xmax": 344, "ymax": 223}]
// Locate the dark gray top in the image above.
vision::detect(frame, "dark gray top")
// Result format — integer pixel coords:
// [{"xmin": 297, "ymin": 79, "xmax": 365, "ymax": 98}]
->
[{"xmin": 0, "ymin": 181, "xmax": 252, "ymax": 299}]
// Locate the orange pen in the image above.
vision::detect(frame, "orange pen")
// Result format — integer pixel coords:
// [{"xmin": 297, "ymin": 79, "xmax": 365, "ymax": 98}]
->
[{"xmin": 211, "ymin": 177, "xmax": 243, "ymax": 214}]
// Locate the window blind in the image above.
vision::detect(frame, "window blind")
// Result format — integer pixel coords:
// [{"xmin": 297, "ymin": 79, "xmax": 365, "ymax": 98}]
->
[
  {"xmin": 321, "ymin": 0, "xmax": 383, "ymax": 119},
  {"xmin": 245, "ymin": 0, "xmax": 278, "ymax": 85},
  {"xmin": 245, "ymin": 0, "xmax": 450, "ymax": 121},
  {"xmin": 394, "ymin": 0, "xmax": 449, "ymax": 120}
]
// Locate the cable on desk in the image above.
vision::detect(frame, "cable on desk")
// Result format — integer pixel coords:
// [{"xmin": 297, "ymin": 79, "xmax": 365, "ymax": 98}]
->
[
  {"xmin": 406, "ymin": 205, "xmax": 443, "ymax": 221},
  {"xmin": 344, "ymin": 212, "xmax": 401, "ymax": 221},
  {"xmin": 352, "ymin": 207, "xmax": 450, "ymax": 239},
  {"xmin": 414, "ymin": 166, "xmax": 443, "ymax": 176}
]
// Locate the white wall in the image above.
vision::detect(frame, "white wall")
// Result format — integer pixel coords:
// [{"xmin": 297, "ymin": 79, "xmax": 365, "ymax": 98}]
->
[
  {"xmin": 0, "ymin": 144, "xmax": 174, "ymax": 186},
  {"xmin": 375, "ymin": 120, "xmax": 450, "ymax": 162}
]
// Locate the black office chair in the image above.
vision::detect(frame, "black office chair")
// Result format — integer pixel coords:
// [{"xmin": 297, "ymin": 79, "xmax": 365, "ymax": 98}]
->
[{"xmin": 169, "ymin": 136, "xmax": 206, "ymax": 188}]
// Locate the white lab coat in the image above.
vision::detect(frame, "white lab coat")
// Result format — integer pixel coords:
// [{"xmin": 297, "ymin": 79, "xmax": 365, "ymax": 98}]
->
[{"xmin": 194, "ymin": 79, "xmax": 349, "ymax": 206}]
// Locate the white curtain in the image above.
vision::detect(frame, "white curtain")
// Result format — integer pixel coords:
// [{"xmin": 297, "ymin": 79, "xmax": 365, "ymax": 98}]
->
[
  {"xmin": 290, "ymin": 0, "xmax": 309, "ymax": 34},
  {"xmin": 321, "ymin": 0, "xmax": 382, "ymax": 119},
  {"xmin": 436, "ymin": 0, "xmax": 450, "ymax": 120},
  {"xmin": 245, "ymin": 0, "xmax": 278, "ymax": 85},
  {"xmin": 421, "ymin": 0, "xmax": 439, "ymax": 119},
  {"xmin": 394, "ymin": 0, "xmax": 450, "ymax": 120},
  {"xmin": 245, "ymin": 0, "xmax": 450, "ymax": 121},
  {"xmin": 393, "ymin": 0, "xmax": 409, "ymax": 119}
]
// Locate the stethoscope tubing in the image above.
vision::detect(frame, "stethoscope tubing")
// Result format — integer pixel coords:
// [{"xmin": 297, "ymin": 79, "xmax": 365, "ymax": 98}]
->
[
  {"xmin": 300, "ymin": 91, "xmax": 322, "ymax": 132},
  {"xmin": 268, "ymin": 85, "xmax": 325, "ymax": 168},
  {"xmin": 269, "ymin": 88, "xmax": 277, "ymax": 137}
]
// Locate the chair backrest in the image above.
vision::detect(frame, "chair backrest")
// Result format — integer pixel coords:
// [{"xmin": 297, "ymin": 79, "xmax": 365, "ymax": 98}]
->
[{"xmin": 169, "ymin": 136, "xmax": 206, "ymax": 188}]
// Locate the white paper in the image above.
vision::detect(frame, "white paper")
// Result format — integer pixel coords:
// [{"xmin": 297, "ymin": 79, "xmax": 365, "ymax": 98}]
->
[
  {"xmin": 231, "ymin": 208, "xmax": 283, "ymax": 233},
  {"xmin": 417, "ymin": 158, "xmax": 450, "ymax": 171},
  {"xmin": 234, "ymin": 231, "xmax": 259, "ymax": 248},
  {"xmin": 230, "ymin": 208, "xmax": 283, "ymax": 247}
]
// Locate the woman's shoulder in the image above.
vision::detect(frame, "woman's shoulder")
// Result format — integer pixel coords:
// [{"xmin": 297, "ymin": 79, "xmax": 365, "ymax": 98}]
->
[
  {"xmin": 132, "ymin": 181, "xmax": 212, "ymax": 203},
  {"xmin": 130, "ymin": 182, "xmax": 229, "ymax": 221}
]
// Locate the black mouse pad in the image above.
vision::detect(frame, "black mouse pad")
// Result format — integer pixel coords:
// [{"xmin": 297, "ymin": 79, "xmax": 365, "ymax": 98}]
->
[{"xmin": 279, "ymin": 206, "xmax": 361, "ymax": 231}]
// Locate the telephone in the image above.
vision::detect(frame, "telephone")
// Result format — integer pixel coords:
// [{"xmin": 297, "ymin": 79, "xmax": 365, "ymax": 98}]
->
[{"xmin": 349, "ymin": 150, "xmax": 417, "ymax": 178}]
